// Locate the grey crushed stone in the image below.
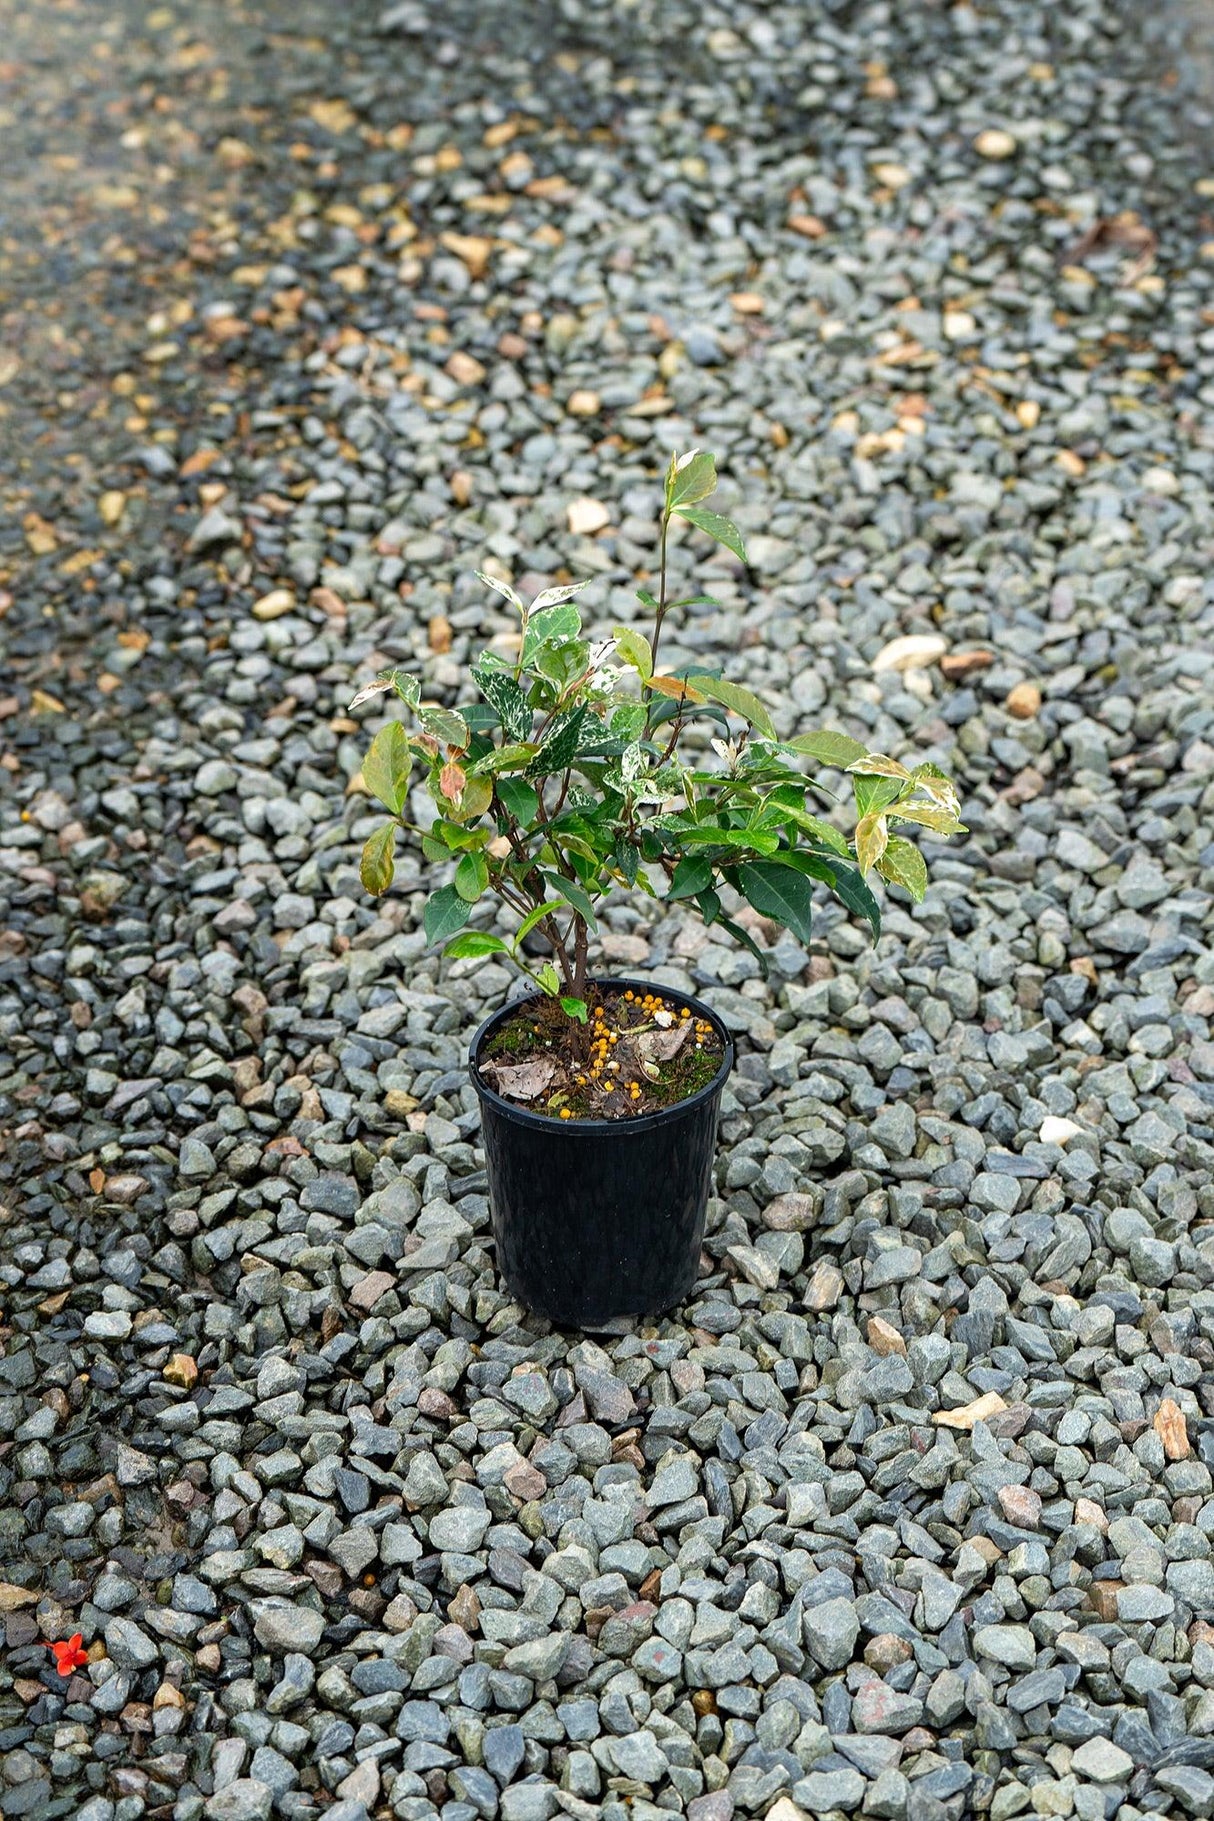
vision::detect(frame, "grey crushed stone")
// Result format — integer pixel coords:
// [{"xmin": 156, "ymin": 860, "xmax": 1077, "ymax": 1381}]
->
[{"xmin": 1, "ymin": 0, "xmax": 1214, "ymax": 1819}]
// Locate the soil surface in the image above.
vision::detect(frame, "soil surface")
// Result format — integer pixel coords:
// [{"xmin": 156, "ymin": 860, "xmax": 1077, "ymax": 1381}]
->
[{"xmin": 478, "ymin": 987, "xmax": 725, "ymax": 1120}]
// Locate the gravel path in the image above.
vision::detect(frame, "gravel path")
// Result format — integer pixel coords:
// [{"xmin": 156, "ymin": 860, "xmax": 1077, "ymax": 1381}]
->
[{"xmin": 2, "ymin": 3, "xmax": 1214, "ymax": 1820}]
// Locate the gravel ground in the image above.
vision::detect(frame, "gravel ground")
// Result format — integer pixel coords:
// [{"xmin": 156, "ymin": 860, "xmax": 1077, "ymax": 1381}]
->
[{"xmin": 2, "ymin": 2, "xmax": 1214, "ymax": 1819}]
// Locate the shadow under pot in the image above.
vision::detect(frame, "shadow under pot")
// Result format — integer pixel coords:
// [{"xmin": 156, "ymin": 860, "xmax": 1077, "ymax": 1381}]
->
[{"xmin": 469, "ymin": 977, "xmax": 735, "ymax": 1330}]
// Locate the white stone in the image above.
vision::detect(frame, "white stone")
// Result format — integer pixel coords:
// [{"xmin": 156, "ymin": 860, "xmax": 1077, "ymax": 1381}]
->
[
  {"xmin": 1040, "ymin": 1116, "xmax": 1083, "ymax": 1146},
  {"xmin": 872, "ymin": 634, "xmax": 948, "ymax": 673},
  {"xmin": 567, "ymin": 497, "xmax": 611, "ymax": 536}
]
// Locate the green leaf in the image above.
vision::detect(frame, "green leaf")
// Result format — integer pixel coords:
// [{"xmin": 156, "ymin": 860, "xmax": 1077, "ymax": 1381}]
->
[
  {"xmin": 444, "ymin": 930, "xmax": 511, "ymax": 959},
  {"xmin": 832, "ymin": 863, "xmax": 882, "ymax": 942},
  {"xmin": 527, "ymin": 705, "xmax": 588, "ymax": 776},
  {"xmin": 668, "ymin": 855, "xmax": 714, "ymax": 900},
  {"xmin": 769, "ymin": 800, "xmax": 849, "ymax": 856},
  {"xmin": 541, "ymin": 870, "xmax": 597, "ymax": 931},
  {"xmin": 430, "ymin": 816, "xmax": 488, "ymax": 852},
  {"xmin": 535, "ymin": 639, "xmax": 590, "ymax": 689},
  {"xmin": 778, "ymin": 850, "xmax": 837, "ymax": 886},
  {"xmin": 522, "ymin": 602, "xmax": 582, "ymax": 665},
  {"xmin": 736, "ymin": 860, "xmax": 815, "ymax": 944},
  {"xmin": 419, "ymin": 703, "xmax": 469, "ymax": 749},
  {"xmin": 424, "ymin": 885, "xmax": 471, "ymax": 945},
  {"xmin": 446, "ymin": 773, "xmax": 493, "ymax": 824},
  {"xmin": 716, "ymin": 911, "xmax": 769, "ymax": 976},
  {"xmin": 613, "ymin": 836, "xmax": 639, "ymax": 885},
  {"xmin": 785, "ymin": 729, "xmax": 869, "ymax": 768},
  {"xmin": 613, "ymin": 625, "xmax": 653, "ymax": 680},
  {"xmin": 359, "ymin": 823, "xmax": 396, "ymax": 895},
  {"xmin": 853, "ymin": 772, "xmax": 906, "ymax": 819},
  {"xmin": 696, "ymin": 886, "xmax": 721, "ymax": 925},
  {"xmin": 560, "ymin": 996, "xmax": 589, "ymax": 1024},
  {"xmin": 497, "ymin": 777, "xmax": 539, "ymax": 825},
  {"xmin": 668, "ymin": 449, "xmax": 717, "ymax": 509},
  {"xmin": 877, "ymin": 835, "xmax": 928, "ymax": 902},
  {"xmin": 693, "ymin": 675, "xmax": 776, "ymax": 739},
  {"xmin": 361, "ymin": 722, "xmax": 412, "ymax": 815},
  {"xmin": 609, "ymin": 702, "xmax": 647, "ymax": 743},
  {"xmin": 455, "ymin": 850, "xmax": 490, "ymax": 902},
  {"xmin": 677, "ymin": 824, "xmax": 781, "ymax": 854},
  {"xmin": 674, "ymin": 505, "xmax": 747, "ymax": 563},
  {"xmin": 536, "ymin": 962, "xmax": 561, "ymax": 997},
  {"xmin": 514, "ymin": 901, "xmax": 561, "ymax": 945},
  {"xmin": 855, "ymin": 810, "xmax": 889, "ymax": 876},
  {"xmin": 473, "ymin": 663, "xmax": 533, "ymax": 739},
  {"xmin": 471, "ymin": 742, "xmax": 542, "ymax": 774},
  {"xmin": 635, "ymin": 586, "xmax": 660, "ymax": 613}
]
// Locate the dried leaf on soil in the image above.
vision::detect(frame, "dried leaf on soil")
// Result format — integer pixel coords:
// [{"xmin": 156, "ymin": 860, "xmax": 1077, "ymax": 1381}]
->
[{"xmin": 483, "ymin": 1058, "xmax": 556, "ymax": 1100}]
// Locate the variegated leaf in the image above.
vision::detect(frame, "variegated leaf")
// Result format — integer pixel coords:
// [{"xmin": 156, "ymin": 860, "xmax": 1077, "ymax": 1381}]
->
[
  {"xmin": 855, "ymin": 810, "xmax": 889, "ymax": 875},
  {"xmin": 347, "ymin": 676, "xmax": 396, "ymax": 712},
  {"xmin": 891, "ymin": 802, "xmax": 966, "ymax": 836},
  {"xmin": 847, "ymin": 753, "xmax": 911, "ymax": 781},
  {"xmin": 877, "ymin": 835, "xmax": 928, "ymax": 902},
  {"xmin": 529, "ymin": 578, "xmax": 594, "ymax": 611},
  {"xmin": 475, "ymin": 570, "xmax": 524, "ymax": 609}
]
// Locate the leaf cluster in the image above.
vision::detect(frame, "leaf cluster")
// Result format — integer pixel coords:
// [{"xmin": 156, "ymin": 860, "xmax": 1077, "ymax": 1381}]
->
[{"xmin": 349, "ymin": 451, "xmax": 966, "ymax": 1009}]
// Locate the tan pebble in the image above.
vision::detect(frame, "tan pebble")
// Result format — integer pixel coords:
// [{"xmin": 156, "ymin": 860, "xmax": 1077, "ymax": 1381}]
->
[
  {"xmin": 940, "ymin": 649, "xmax": 994, "ymax": 679},
  {"xmin": 164, "ymin": 1353, "xmax": 199, "ymax": 1390},
  {"xmin": 252, "ymin": 588, "xmax": 295, "ymax": 621},
  {"xmin": 1006, "ymin": 681, "xmax": 1042, "ymax": 719},
  {"xmin": 974, "ymin": 128, "xmax": 1017, "ymax": 159},
  {"xmin": 935, "ymin": 1391, "xmax": 1008, "ymax": 1430},
  {"xmin": 1154, "ymin": 1397, "xmax": 1190, "ymax": 1461},
  {"xmin": 446, "ymin": 350, "xmax": 486, "ymax": 386},
  {"xmin": 867, "ymin": 1317, "xmax": 906, "ymax": 1357}
]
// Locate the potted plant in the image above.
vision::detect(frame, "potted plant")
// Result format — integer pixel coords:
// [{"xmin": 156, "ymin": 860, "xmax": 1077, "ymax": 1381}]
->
[{"xmin": 348, "ymin": 451, "xmax": 965, "ymax": 1327}]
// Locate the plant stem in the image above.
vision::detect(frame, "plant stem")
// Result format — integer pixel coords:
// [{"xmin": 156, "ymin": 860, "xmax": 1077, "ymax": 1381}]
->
[{"xmin": 644, "ymin": 508, "xmax": 672, "ymax": 736}]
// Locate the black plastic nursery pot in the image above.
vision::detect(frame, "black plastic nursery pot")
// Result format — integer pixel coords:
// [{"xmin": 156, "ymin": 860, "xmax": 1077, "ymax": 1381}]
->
[{"xmin": 470, "ymin": 977, "xmax": 735, "ymax": 1329}]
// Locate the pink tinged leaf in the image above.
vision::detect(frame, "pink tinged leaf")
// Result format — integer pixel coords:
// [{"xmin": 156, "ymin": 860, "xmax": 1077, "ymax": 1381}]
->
[{"xmin": 440, "ymin": 761, "xmax": 467, "ymax": 801}]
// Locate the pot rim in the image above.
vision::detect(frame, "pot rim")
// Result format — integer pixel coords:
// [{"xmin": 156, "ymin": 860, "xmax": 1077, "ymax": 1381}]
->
[{"xmin": 468, "ymin": 974, "xmax": 735, "ymax": 1136}]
